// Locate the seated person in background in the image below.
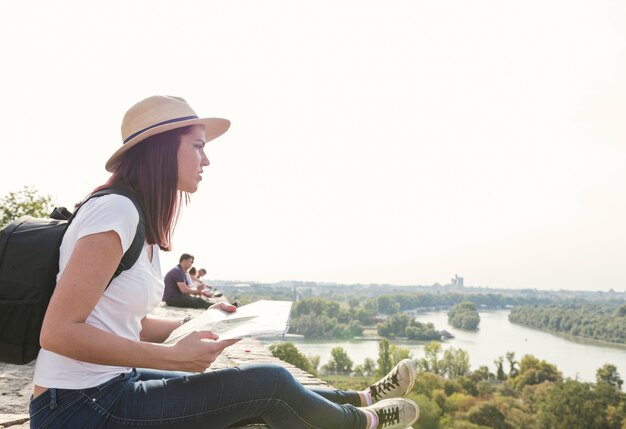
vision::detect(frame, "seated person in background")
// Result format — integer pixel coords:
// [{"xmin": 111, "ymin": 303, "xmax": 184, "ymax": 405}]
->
[
  {"xmin": 188, "ymin": 267, "xmax": 223, "ymax": 298},
  {"xmin": 162, "ymin": 254, "xmax": 213, "ymax": 308},
  {"xmin": 188, "ymin": 266, "xmax": 203, "ymax": 288},
  {"xmin": 192, "ymin": 266, "xmax": 222, "ymax": 297},
  {"xmin": 197, "ymin": 268, "xmax": 208, "ymax": 285}
]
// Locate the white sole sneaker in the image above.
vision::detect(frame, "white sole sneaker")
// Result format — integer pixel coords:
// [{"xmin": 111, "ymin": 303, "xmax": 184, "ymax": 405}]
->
[
  {"xmin": 369, "ymin": 359, "xmax": 418, "ymax": 403},
  {"xmin": 363, "ymin": 398, "xmax": 420, "ymax": 429}
]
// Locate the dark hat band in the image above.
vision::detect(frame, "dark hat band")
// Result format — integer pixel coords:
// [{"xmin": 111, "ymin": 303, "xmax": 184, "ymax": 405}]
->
[{"xmin": 123, "ymin": 115, "xmax": 198, "ymax": 144}]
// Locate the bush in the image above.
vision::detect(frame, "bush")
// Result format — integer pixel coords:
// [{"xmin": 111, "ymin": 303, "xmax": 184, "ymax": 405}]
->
[
  {"xmin": 268, "ymin": 342, "xmax": 316, "ymax": 375},
  {"xmin": 0, "ymin": 186, "xmax": 54, "ymax": 227}
]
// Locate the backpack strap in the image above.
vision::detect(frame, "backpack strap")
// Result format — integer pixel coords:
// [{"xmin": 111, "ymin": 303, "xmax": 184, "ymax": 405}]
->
[{"xmin": 71, "ymin": 186, "xmax": 147, "ymax": 282}]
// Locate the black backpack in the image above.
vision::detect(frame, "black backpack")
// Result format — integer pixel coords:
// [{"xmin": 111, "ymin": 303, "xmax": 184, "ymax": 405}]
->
[{"xmin": 0, "ymin": 186, "xmax": 146, "ymax": 364}]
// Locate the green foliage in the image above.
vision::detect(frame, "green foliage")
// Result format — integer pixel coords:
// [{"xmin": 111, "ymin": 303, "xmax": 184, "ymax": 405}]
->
[
  {"xmin": 474, "ymin": 366, "xmax": 495, "ymax": 382},
  {"xmin": 411, "ymin": 393, "xmax": 443, "ymax": 429},
  {"xmin": 0, "ymin": 186, "xmax": 54, "ymax": 227},
  {"xmin": 535, "ymin": 380, "xmax": 609, "ymax": 429},
  {"xmin": 444, "ymin": 392, "xmax": 477, "ymax": 413},
  {"xmin": 376, "ymin": 338, "xmax": 393, "ymax": 377},
  {"xmin": 413, "ymin": 372, "xmax": 444, "ymax": 398},
  {"xmin": 261, "ymin": 291, "xmax": 626, "ymax": 428},
  {"xmin": 448, "ymin": 302, "xmax": 480, "ymax": 330},
  {"xmin": 597, "ymin": 363, "xmax": 624, "ymax": 390},
  {"xmin": 390, "ymin": 344, "xmax": 412, "ymax": 364},
  {"xmin": 509, "ymin": 303, "xmax": 626, "ymax": 344},
  {"xmin": 508, "ymin": 354, "xmax": 562, "ymax": 390},
  {"xmin": 494, "ymin": 356, "xmax": 506, "ymax": 381},
  {"xmin": 354, "ymin": 357, "xmax": 376, "ymax": 377},
  {"xmin": 377, "ymin": 295, "xmax": 400, "ymax": 314},
  {"xmin": 476, "ymin": 380, "xmax": 494, "ymax": 397},
  {"xmin": 377, "ymin": 312, "xmax": 443, "ymax": 340},
  {"xmin": 441, "ymin": 348, "xmax": 470, "ymax": 378},
  {"xmin": 321, "ymin": 347, "xmax": 353, "ymax": 374},
  {"xmin": 377, "ymin": 312, "xmax": 410, "ymax": 338},
  {"xmin": 289, "ymin": 298, "xmax": 363, "ymax": 339},
  {"xmin": 268, "ymin": 342, "xmax": 316, "ymax": 376},
  {"xmin": 418, "ymin": 341, "xmax": 443, "ymax": 374},
  {"xmin": 266, "ymin": 335, "xmax": 625, "ymax": 429},
  {"xmin": 467, "ymin": 403, "xmax": 512, "ymax": 429},
  {"xmin": 417, "ymin": 341, "xmax": 470, "ymax": 379}
]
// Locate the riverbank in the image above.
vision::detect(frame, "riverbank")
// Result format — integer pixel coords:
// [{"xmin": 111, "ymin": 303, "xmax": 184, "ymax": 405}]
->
[{"xmin": 285, "ymin": 309, "xmax": 626, "ymax": 386}]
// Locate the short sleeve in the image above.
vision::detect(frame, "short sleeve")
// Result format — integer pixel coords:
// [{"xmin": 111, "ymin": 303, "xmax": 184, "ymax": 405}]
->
[{"xmin": 72, "ymin": 194, "xmax": 140, "ymax": 254}]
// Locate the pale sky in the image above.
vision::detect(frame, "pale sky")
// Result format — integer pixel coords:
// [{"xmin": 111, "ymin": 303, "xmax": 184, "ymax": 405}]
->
[{"xmin": 1, "ymin": 1, "xmax": 625, "ymax": 291}]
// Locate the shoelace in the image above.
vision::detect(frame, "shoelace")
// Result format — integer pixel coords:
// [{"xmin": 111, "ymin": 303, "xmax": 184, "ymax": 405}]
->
[
  {"xmin": 370, "ymin": 368, "xmax": 400, "ymax": 401},
  {"xmin": 376, "ymin": 406, "xmax": 400, "ymax": 427}
]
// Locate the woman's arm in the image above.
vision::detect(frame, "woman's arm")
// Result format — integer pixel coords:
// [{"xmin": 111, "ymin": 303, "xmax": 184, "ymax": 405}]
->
[
  {"xmin": 177, "ymin": 280, "xmax": 202, "ymax": 295},
  {"xmin": 40, "ymin": 231, "xmax": 236, "ymax": 372},
  {"xmin": 140, "ymin": 316, "xmax": 182, "ymax": 343}
]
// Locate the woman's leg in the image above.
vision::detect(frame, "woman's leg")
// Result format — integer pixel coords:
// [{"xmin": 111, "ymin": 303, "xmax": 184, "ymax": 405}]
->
[
  {"xmin": 308, "ymin": 388, "xmax": 362, "ymax": 406},
  {"xmin": 106, "ymin": 364, "xmax": 367, "ymax": 429},
  {"xmin": 308, "ymin": 358, "xmax": 418, "ymax": 408}
]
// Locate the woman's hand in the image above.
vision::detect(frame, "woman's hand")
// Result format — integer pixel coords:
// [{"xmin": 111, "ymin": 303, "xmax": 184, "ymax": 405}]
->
[{"xmin": 170, "ymin": 330, "xmax": 239, "ymax": 372}]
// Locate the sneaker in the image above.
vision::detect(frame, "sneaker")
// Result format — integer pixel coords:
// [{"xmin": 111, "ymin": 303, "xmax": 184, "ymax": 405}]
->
[
  {"xmin": 363, "ymin": 398, "xmax": 419, "ymax": 429},
  {"xmin": 369, "ymin": 359, "xmax": 417, "ymax": 403}
]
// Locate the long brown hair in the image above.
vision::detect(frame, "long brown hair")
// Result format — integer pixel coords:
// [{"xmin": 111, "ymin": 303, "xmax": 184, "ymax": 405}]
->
[{"xmin": 96, "ymin": 126, "xmax": 193, "ymax": 251}]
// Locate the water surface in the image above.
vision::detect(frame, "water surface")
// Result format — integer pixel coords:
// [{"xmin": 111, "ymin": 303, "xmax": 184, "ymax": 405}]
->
[{"xmin": 274, "ymin": 310, "xmax": 626, "ymax": 384}]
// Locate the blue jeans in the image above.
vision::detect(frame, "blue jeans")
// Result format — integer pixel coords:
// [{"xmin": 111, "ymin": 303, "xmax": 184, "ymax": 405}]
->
[{"xmin": 29, "ymin": 364, "xmax": 366, "ymax": 429}]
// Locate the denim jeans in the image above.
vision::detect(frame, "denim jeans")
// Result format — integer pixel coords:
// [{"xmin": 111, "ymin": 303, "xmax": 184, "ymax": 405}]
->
[{"xmin": 29, "ymin": 364, "xmax": 366, "ymax": 429}]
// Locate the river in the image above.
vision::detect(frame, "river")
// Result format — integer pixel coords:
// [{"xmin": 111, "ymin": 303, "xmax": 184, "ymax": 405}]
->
[{"xmin": 269, "ymin": 310, "xmax": 626, "ymax": 385}]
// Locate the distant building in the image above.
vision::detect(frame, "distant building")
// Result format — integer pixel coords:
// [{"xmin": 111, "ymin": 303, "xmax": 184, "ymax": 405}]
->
[{"xmin": 449, "ymin": 274, "xmax": 464, "ymax": 291}]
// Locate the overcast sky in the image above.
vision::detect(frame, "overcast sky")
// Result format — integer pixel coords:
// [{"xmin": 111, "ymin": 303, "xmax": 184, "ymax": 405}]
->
[{"xmin": 1, "ymin": 0, "xmax": 624, "ymax": 291}]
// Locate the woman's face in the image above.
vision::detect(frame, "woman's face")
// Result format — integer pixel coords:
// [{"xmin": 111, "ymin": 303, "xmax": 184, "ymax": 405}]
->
[{"xmin": 177, "ymin": 125, "xmax": 209, "ymax": 193}]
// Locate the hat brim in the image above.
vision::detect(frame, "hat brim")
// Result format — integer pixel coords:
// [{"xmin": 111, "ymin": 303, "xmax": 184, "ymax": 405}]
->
[{"xmin": 105, "ymin": 117, "xmax": 230, "ymax": 172}]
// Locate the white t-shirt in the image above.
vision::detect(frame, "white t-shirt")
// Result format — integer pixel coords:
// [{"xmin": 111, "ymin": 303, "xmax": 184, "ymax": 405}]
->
[{"xmin": 33, "ymin": 194, "xmax": 164, "ymax": 389}]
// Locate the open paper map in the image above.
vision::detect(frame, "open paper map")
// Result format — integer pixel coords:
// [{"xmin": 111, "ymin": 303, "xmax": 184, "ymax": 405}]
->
[{"xmin": 164, "ymin": 300, "xmax": 293, "ymax": 344}]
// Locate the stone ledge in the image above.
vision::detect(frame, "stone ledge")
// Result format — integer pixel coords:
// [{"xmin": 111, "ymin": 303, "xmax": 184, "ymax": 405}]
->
[{"xmin": 0, "ymin": 414, "xmax": 29, "ymax": 428}]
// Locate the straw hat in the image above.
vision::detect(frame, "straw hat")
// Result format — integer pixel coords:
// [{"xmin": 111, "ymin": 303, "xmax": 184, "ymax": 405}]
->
[{"xmin": 105, "ymin": 95, "xmax": 230, "ymax": 172}]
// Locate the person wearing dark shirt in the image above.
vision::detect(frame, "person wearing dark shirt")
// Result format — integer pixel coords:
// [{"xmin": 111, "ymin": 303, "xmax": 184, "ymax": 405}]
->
[{"xmin": 162, "ymin": 253, "xmax": 211, "ymax": 308}]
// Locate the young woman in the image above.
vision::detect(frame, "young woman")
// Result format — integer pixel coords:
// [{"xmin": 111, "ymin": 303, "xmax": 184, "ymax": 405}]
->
[{"xmin": 29, "ymin": 95, "xmax": 419, "ymax": 429}]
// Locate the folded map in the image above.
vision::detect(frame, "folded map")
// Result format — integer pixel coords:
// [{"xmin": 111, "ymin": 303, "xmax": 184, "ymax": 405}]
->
[{"xmin": 164, "ymin": 300, "xmax": 293, "ymax": 344}]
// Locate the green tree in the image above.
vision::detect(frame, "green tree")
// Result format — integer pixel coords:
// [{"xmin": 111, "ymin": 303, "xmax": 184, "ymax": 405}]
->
[
  {"xmin": 494, "ymin": 356, "xmax": 506, "ymax": 381},
  {"xmin": 418, "ymin": 341, "xmax": 442, "ymax": 375},
  {"xmin": 268, "ymin": 342, "xmax": 316, "ymax": 375},
  {"xmin": 474, "ymin": 366, "xmax": 494, "ymax": 382},
  {"xmin": 412, "ymin": 393, "xmax": 442, "ymax": 429},
  {"xmin": 511, "ymin": 355, "xmax": 561, "ymax": 390},
  {"xmin": 377, "ymin": 296, "xmax": 400, "ymax": 314},
  {"xmin": 354, "ymin": 357, "xmax": 376, "ymax": 377},
  {"xmin": 389, "ymin": 344, "xmax": 412, "ymax": 366},
  {"xmin": 0, "ymin": 186, "xmax": 54, "ymax": 227},
  {"xmin": 440, "ymin": 348, "xmax": 470, "ymax": 379},
  {"xmin": 322, "ymin": 347, "xmax": 353, "ymax": 374},
  {"xmin": 596, "ymin": 363, "xmax": 624, "ymax": 390},
  {"xmin": 535, "ymin": 380, "xmax": 608, "ymax": 429},
  {"xmin": 377, "ymin": 312, "xmax": 410, "ymax": 338},
  {"xmin": 505, "ymin": 352, "xmax": 518, "ymax": 377},
  {"xmin": 467, "ymin": 403, "xmax": 512, "ymax": 429},
  {"xmin": 308, "ymin": 354, "xmax": 320, "ymax": 374},
  {"xmin": 376, "ymin": 338, "xmax": 393, "ymax": 377}
]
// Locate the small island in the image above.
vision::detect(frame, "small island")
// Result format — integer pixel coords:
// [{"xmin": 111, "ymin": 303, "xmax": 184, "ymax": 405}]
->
[{"xmin": 448, "ymin": 301, "xmax": 481, "ymax": 330}]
